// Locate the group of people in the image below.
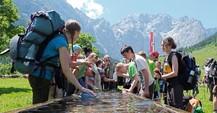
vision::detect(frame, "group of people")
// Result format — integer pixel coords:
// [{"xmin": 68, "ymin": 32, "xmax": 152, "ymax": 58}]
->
[
  {"xmin": 28, "ymin": 18, "xmax": 183, "ymax": 109},
  {"xmin": 115, "ymin": 37, "xmax": 184, "ymax": 109},
  {"xmin": 26, "ymin": 18, "xmax": 216, "ymax": 112},
  {"xmin": 28, "ymin": 19, "xmax": 120, "ymax": 104},
  {"xmin": 204, "ymin": 58, "xmax": 217, "ymax": 113}
]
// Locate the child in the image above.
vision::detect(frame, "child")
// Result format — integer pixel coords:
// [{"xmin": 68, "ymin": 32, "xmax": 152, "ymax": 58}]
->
[
  {"xmin": 96, "ymin": 59, "xmax": 116, "ymax": 91},
  {"xmin": 65, "ymin": 44, "xmax": 87, "ymax": 96},
  {"xmin": 153, "ymin": 67, "xmax": 161, "ymax": 100},
  {"xmin": 150, "ymin": 61, "xmax": 162, "ymax": 100},
  {"xmin": 85, "ymin": 64, "xmax": 96, "ymax": 90},
  {"xmin": 115, "ymin": 62, "xmax": 140, "ymax": 94},
  {"xmin": 70, "ymin": 44, "xmax": 84, "ymax": 69}
]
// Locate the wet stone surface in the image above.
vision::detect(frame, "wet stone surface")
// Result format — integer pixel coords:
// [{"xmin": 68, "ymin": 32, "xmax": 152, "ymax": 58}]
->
[{"xmin": 18, "ymin": 92, "xmax": 176, "ymax": 113}]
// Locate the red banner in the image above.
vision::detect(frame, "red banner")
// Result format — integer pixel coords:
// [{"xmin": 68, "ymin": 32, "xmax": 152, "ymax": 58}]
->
[{"xmin": 149, "ymin": 32, "xmax": 154, "ymax": 54}]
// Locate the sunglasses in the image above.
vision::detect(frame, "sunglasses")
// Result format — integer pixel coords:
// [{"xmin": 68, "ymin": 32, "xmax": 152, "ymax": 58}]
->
[
  {"xmin": 161, "ymin": 42, "xmax": 170, "ymax": 47},
  {"xmin": 104, "ymin": 59, "xmax": 110, "ymax": 62}
]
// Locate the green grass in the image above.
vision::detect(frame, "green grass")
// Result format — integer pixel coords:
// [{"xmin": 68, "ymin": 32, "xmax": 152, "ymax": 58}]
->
[
  {"xmin": 186, "ymin": 43, "xmax": 216, "ymax": 113},
  {"xmin": 195, "ymin": 85, "xmax": 213, "ymax": 113},
  {"xmin": 190, "ymin": 44, "xmax": 217, "ymax": 113},
  {"xmin": 185, "ymin": 44, "xmax": 217, "ymax": 113},
  {"xmin": 192, "ymin": 44, "xmax": 217, "ymax": 69},
  {"xmin": 191, "ymin": 44, "xmax": 217, "ymax": 83},
  {"xmin": 0, "ymin": 78, "xmax": 32, "ymax": 113},
  {"xmin": 184, "ymin": 85, "xmax": 212, "ymax": 113}
]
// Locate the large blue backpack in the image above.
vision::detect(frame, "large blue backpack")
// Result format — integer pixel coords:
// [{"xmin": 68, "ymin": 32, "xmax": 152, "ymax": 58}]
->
[{"xmin": 9, "ymin": 10, "xmax": 65, "ymax": 74}]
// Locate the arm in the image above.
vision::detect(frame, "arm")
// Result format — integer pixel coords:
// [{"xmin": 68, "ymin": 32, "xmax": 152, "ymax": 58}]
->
[
  {"xmin": 135, "ymin": 58, "xmax": 151, "ymax": 96},
  {"xmin": 86, "ymin": 81, "xmax": 95, "ymax": 89},
  {"xmin": 117, "ymin": 73, "xmax": 130, "ymax": 78},
  {"xmin": 94, "ymin": 69, "xmax": 102, "ymax": 90},
  {"xmin": 59, "ymin": 47, "xmax": 95, "ymax": 96},
  {"xmin": 128, "ymin": 75, "xmax": 139, "ymax": 92},
  {"xmin": 141, "ymin": 68, "xmax": 150, "ymax": 91},
  {"xmin": 103, "ymin": 77, "xmax": 116, "ymax": 82},
  {"xmin": 71, "ymin": 59, "xmax": 87, "ymax": 69},
  {"xmin": 162, "ymin": 55, "xmax": 179, "ymax": 79}
]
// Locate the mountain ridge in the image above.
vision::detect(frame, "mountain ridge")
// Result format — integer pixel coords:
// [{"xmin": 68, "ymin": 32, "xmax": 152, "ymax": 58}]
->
[{"xmin": 13, "ymin": 0, "xmax": 217, "ymax": 59}]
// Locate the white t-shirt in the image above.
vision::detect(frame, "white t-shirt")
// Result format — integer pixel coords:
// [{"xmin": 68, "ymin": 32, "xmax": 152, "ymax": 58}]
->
[
  {"xmin": 134, "ymin": 54, "xmax": 154, "ymax": 86},
  {"xmin": 204, "ymin": 66, "xmax": 212, "ymax": 77},
  {"xmin": 112, "ymin": 72, "xmax": 118, "ymax": 82},
  {"xmin": 92, "ymin": 64, "xmax": 101, "ymax": 89}
]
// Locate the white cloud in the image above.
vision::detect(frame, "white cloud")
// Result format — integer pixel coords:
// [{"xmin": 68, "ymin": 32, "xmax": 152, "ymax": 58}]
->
[
  {"xmin": 66, "ymin": 0, "xmax": 104, "ymax": 19},
  {"xmin": 66, "ymin": 0, "xmax": 85, "ymax": 9}
]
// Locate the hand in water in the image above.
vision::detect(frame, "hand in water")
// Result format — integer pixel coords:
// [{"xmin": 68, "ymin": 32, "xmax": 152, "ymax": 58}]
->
[
  {"xmin": 122, "ymin": 88, "xmax": 131, "ymax": 94},
  {"xmin": 122, "ymin": 89, "xmax": 127, "ymax": 94},
  {"xmin": 93, "ymin": 87, "xmax": 101, "ymax": 93},
  {"xmin": 81, "ymin": 87, "xmax": 96, "ymax": 96}
]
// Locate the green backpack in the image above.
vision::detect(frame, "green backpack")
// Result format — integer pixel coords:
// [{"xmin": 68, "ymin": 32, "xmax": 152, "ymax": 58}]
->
[{"xmin": 9, "ymin": 10, "xmax": 65, "ymax": 74}]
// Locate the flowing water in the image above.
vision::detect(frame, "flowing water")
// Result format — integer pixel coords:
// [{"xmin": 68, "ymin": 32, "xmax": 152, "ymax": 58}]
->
[{"xmin": 18, "ymin": 92, "xmax": 180, "ymax": 113}]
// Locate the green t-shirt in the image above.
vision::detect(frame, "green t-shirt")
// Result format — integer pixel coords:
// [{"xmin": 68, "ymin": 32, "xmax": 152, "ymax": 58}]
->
[
  {"xmin": 76, "ymin": 63, "xmax": 87, "ymax": 79},
  {"xmin": 147, "ymin": 59, "xmax": 155, "ymax": 77},
  {"xmin": 128, "ymin": 62, "xmax": 138, "ymax": 79},
  {"xmin": 154, "ymin": 79, "xmax": 160, "ymax": 92}
]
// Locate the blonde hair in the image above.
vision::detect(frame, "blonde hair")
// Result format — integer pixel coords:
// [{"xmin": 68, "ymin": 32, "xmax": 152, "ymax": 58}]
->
[{"xmin": 115, "ymin": 62, "xmax": 125, "ymax": 72}]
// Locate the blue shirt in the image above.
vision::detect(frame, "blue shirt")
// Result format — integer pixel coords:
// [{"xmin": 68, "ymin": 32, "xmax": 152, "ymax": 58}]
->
[{"xmin": 31, "ymin": 34, "xmax": 68, "ymax": 80}]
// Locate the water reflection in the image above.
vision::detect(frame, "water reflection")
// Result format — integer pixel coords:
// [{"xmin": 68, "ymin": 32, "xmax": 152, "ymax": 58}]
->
[{"xmin": 19, "ymin": 92, "xmax": 176, "ymax": 113}]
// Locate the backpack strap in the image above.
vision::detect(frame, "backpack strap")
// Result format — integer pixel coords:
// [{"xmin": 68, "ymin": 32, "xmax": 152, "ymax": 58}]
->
[
  {"xmin": 35, "ymin": 32, "xmax": 61, "ymax": 78},
  {"xmin": 37, "ymin": 54, "xmax": 59, "ymax": 78},
  {"xmin": 165, "ymin": 52, "xmax": 180, "ymax": 83},
  {"xmin": 167, "ymin": 51, "xmax": 183, "ymax": 74},
  {"xmin": 167, "ymin": 51, "xmax": 176, "ymax": 68},
  {"xmin": 39, "ymin": 55, "xmax": 59, "ymax": 67},
  {"xmin": 35, "ymin": 31, "xmax": 60, "ymax": 62}
]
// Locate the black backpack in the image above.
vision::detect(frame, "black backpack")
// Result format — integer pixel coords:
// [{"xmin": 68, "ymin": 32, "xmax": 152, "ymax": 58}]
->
[{"xmin": 167, "ymin": 52, "xmax": 198, "ymax": 90}]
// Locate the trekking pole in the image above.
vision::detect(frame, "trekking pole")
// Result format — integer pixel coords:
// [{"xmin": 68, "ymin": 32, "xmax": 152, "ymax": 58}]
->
[
  {"xmin": 0, "ymin": 48, "xmax": 9, "ymax": 55},
  {"xmin": 203, "ymin": 83, "xmax": 206, "ymax": 101},
  {"xmin": 151, "ymin": 83, "xmax": 155, "ymax": 100}
]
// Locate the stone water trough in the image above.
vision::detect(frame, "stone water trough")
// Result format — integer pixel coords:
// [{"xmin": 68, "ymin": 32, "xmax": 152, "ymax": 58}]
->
[{"xmin": 7, "ymin": 92, "xmax": 188, "ymax": 113}]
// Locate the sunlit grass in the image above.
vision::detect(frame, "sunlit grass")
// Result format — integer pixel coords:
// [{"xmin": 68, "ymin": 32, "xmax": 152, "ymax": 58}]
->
[{"xmin": 0, "ymin": 78, "xmax": 32, "ymax": 113}]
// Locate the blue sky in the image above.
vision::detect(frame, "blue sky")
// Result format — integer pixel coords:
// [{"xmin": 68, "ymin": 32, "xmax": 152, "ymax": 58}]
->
[{"xmin": 67, "ymin": 0, "xmax": 217, "ymax": 28}]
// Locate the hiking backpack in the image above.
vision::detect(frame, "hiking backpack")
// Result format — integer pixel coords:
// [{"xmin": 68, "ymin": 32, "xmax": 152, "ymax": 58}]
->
[
  {"xmin": 209, "ymin": 60, "xmax": 217, "ymax": 79},
  {"xmin": 167, "ymin": 52, "xmax": 199, "ymax": 90},
  {"xmin": 9, "ymin": 10, "xmax": 65, "ymax": 74},
  {"xmin": 205, "ymin": 59, "xmax": 217, "ymax": 85}
]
